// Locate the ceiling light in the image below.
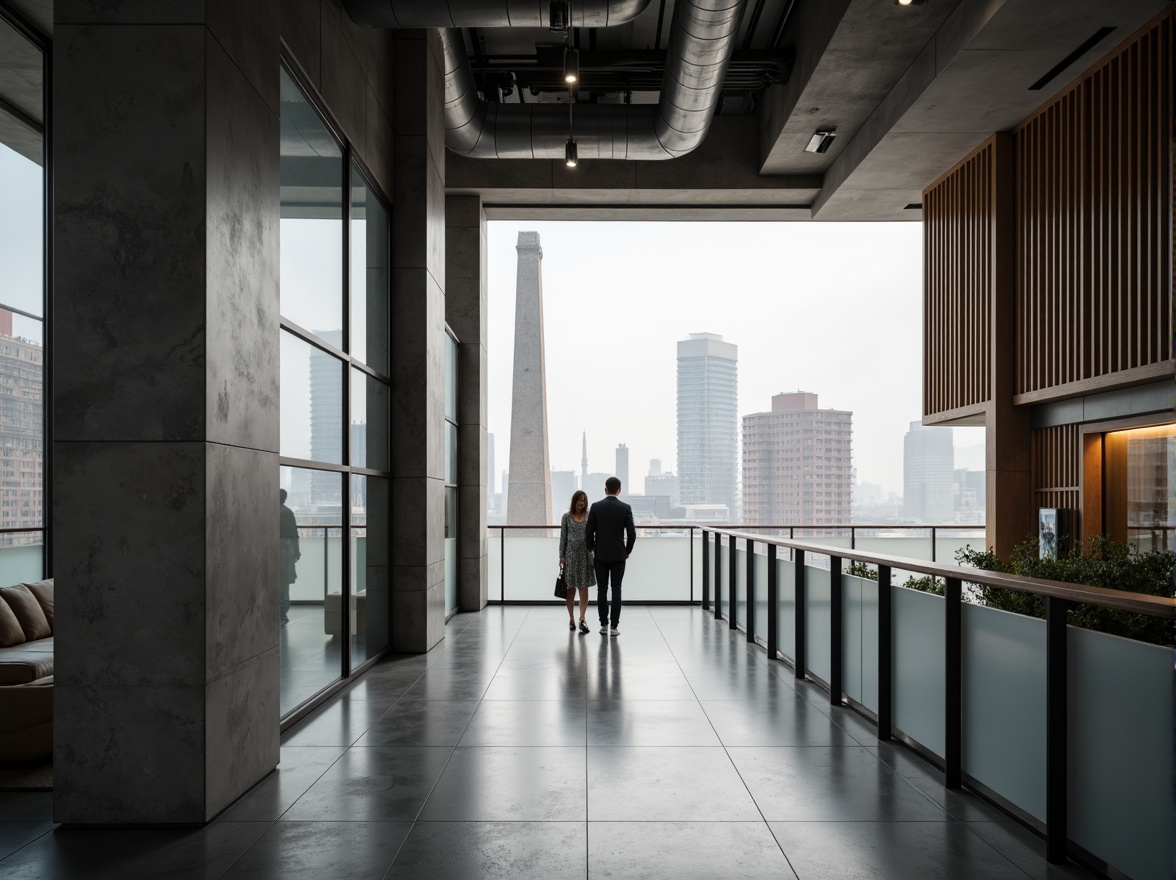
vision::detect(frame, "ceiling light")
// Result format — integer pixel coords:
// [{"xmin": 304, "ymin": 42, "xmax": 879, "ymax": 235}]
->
[
  {"xmin": 564, "ymin": 48, "xmax": 579, "ymax": 85},
  {"xmin": 896, "ymin": 0, "xmax": 927, "ymax": 5},
  {"xmin": 549, "ymin": 0, "xmax": 570, "ymax": 30},
  {"xmin": 805, "ymin": 129, "xmax": 836, "ymax": 153},
  {"xmin": 565, "ymin": 138, "xmax": 578, "ymax": 168}
]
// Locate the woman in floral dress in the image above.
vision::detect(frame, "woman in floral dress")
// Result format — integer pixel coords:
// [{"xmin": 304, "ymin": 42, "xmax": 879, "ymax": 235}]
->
[{"xmin": 559, "ymin": 490, "xmax": 596, "ymax": 633}]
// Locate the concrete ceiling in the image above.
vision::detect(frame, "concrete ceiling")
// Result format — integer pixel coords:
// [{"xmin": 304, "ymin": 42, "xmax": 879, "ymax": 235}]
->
[
  {"xmin": 0, "ymin": 1, "xmax": 47, "ymax": 165},
  {"xmin": 450, "ymin": 0, "xmax": 1173, "ymax": 221}
]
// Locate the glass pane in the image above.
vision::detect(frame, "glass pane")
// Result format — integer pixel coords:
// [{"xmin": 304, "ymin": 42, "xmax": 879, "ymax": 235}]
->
[
  {"xmin": 0, "ymin": 530, "xmax": 42, "ymax": 583},
  {"xmin": 350, "ymin": 474, "xmax": 388, "ymax": 670},
  {"xmin": 445, "ymin": 485, "xmax": 458, "ymax": 614},
  {"xmin": 444, "ymin": 333, "xmax": 458, "ymax": 422},
  {"xmin": 280, "ymin": 68, "xmax": 343, "ymax": 342},
  {"xmin": 350, "ymin": 368, "xmax": 390, "ymax": 472},
  {"xmin": 280, "ymin": 465, "xmax": 344, "ymax": 715},
  {"xmin": 0, "ymin": 313, "xmax": 43, "ymax": 535},
  {"xmin": 350, "ymin": 167, "xmax": 389, "ymax": 374},
  {"xmin": 0, "ymin": 138, "xmax": 43, "ymax": 318},
  {"xmin": 445, "ymin": 421, "xmax": 458, "ymax": 486},
  {"xmin": 281, "ymin": 330, "xmax": 344, "ymax": 468},
  {"xmin": 1123, "ymin": 424, "xmax": 1175, "ymax": 553}
]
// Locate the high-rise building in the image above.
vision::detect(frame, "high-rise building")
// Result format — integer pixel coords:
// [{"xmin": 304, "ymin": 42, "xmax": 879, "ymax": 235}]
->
[
  {"xmin": 506, "ymin": 231, "xmax": 552, "ymax": 526},
  {"xmin": 310, "ymin": 329, "xmax": 344, "ymax": 511},
  {"xmin": 551, "ymin": 469, "xmax": 577, "ymax": 513},
  {"xmin": 742, "ymin": 392, "xmax": 853, "ymax": 526},
  {"xmin": 615, "ymin": 443, "xmax": 629, "ymax": 494},
  {"xmin": 677, "ymin": 332, "xmax": 737, "ymax": 514},
  {"xmin": 954, "ymin": 467, "xmax": 986, "ymax": 524},
  {"xmin": 487, "ymin": 432, "xmax": 496, "ymax": 502},
  {"xmin": 903, "ymin": 421, "xmax": 955, "ymax": 523},
  {"xmin": 0, "ymin": 309, "xmax": 42, "ymax": 545}
]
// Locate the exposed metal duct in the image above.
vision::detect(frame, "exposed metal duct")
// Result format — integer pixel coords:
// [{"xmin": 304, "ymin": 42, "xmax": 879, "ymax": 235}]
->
[
  {"xmin": 344, "ymin": 0, "xmax": 652, "ymax": 28},
  {"xmin": 443, "ymin": 0, "xmax": 748, "ymax": 160}
]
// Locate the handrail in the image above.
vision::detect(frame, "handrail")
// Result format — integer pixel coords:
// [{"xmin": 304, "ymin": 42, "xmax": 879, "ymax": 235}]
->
[
  {"xmin": 705, "ymin": 527, "xmax": 1176, "ymax": 619},
  {"xmin": 489, "ymin": 523, "xmax": 980, "ymax": 530}
]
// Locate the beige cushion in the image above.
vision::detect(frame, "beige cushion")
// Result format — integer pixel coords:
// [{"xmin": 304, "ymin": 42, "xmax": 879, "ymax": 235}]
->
[
  {"xmin": 0, "ymin": 598, "xmax": 23, "ymax": 648},
  {"xmin": 23, "ymin": 579, "xmax": 53, "ymax": 631},
  {"xmin": 0, "ymin": 585, "xmax": 51, "ymax": 642}
]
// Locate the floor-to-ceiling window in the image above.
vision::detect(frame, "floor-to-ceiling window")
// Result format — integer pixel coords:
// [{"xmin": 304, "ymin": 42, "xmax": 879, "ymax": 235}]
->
[
  {"xmin": 279, "ymin": 65, "xmax": 392, "ymax": 716},
  {"xmin": 444, "ymin": 331, "xmax": 458, "ymax": 616},
  {"xmin": 0, "ymin": 5, "xmax": 47, "ymax": 585}
]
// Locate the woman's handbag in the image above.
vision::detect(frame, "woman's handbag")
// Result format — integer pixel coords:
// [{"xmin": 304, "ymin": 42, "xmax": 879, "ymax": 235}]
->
[{"xmin": 554, "ymin": 567, "xmax": 567, "ymax": 599}]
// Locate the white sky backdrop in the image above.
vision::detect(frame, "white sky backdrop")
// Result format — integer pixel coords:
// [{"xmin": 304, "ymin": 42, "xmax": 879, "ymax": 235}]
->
[{"xmin": 487, "ymin": 220, "xmax": 984, "ymax": 498}]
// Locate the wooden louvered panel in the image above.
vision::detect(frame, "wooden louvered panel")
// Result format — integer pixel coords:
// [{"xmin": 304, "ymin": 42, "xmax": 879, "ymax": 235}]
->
[
  {"xmin": 1015, "ymin": 12, "xmax": 1173, "ymax": 401},
  {"xmin": 1031, "ymin": 425, "xmax": 1081, "ymax": 530},
  {"xmin": 923, "ymin": 138, "xmax": 995, "ymax": 418}
]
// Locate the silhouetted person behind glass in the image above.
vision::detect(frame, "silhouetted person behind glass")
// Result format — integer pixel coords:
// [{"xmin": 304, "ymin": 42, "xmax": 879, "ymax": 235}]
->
[
  {"xmin": 585, "ymin": 476, "xmax": 636, "ymax": 636},
  {"xmin": 280, "ymin": 489, "xmax": 300, "ymax": 625}
]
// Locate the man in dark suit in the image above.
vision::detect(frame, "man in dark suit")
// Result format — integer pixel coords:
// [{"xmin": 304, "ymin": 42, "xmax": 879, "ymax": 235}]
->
[{"xmin": 585, "ymin": 476, "xmax": 636, "ymax": 636}]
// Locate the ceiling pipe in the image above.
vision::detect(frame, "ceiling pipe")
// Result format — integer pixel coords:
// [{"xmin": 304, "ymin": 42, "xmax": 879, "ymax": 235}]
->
[
  {"xmin": 343, "ymin": 0, "xmax": 652, "ymax": 28},
  {"xmin": 443, "ymin": 0, "xmax": 748, "ymax": 160}
]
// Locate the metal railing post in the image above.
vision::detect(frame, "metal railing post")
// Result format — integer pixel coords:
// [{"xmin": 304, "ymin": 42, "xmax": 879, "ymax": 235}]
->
[
  {"xmin": 877, "ymin": 563, "xmax": 892, "ymax": 740},
  {"xmin": 728, "ymin": 534, "xmax": 738, "ymax": 630},
  {"xmin": 945, "ymin": 575, "xmax": 962, "ymax": 789},
  {"xmin": 701, "ymin": 529, "xmax": 710, "ymax": 610},
  {"xmin": 1046, "ymin": 596, "xmax": 1069, "ymax": 863},
  {"xmin": 766, "ymin": 543, "xmax": 778, "ymax": 660},
  {"xmin": 794, "ymin": 548, "xmax": 806, "ymax": 680},
  {"xmin": 746, "ymin": 538, "xmax": 756, "ymax": 642},
  {"xmin": 500, "ymin": 527, "xmax": 505, "ymax": 602},
  {"xmin": 829, "ymin": 554, "xmax": 842, "ymax": 706},
  {"xmin": 931, "ymin": 526, "xmax": 937, "ymax": 562},
  {"xmin": 714, "ymin": 533, "xmax": 723, "ymax": 621},
  {"xmin": 689, "ymin": 526, "xmax": 695, "ymax": 603}
]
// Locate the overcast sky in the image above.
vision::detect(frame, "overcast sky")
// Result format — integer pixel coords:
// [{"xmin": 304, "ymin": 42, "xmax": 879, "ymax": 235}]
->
[{"xmin": 486, "ymin": 220, "xmax": 984, "ymax": 499}]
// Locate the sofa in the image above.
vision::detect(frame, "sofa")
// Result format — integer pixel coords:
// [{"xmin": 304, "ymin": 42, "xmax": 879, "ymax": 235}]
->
[{"xmin": 0, "ymin": 579, "xmax": 54, "ymax": 761}]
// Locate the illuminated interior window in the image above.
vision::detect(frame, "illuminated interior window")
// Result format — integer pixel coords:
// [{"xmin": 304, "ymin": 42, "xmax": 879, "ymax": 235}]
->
[{"xmin": 1106, "ymin": 424, "xmax": 1175, "ymax": 554}]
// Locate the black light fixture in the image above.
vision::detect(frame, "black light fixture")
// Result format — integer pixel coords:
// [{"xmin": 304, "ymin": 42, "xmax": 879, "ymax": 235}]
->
[
  {"xmin": 565, "ymin": 138, "xmax": 578, "ymax": 168},
  {"xmin": 549, "ymin": 0, "xmax": 570, "ymax": 30},
  {"xmin": 804, "ymin": 129, "xmax": 837, "ymax": 153},
  {"xmin": 896, "ymin": 0, "xmax": 927, "ymax": 6},
  {"xmin": 563, "ymin": 47, "xmax": 579, "ymax": 85}
]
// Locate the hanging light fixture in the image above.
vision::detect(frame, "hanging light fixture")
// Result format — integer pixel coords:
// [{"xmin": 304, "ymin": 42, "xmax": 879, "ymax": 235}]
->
[
  {"xmin": 565, "ymin": 138, "xmax": 578, "ymax": 168},
  {"xmin": 563, "ymin": 47, "xmax": 580, "ymax": 85}
]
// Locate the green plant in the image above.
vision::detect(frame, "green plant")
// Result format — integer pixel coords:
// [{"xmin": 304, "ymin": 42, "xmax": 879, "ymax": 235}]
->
[
  {"xmin": 955, "ymin": 535, "xmax": 1175, "ymax": 647},
  {"xmin": 845, "ymin": 561, "xmax": 877, "ymax": 581},
  {"xmin": 901, "ymin": 574, "xmax": 945, "ymax": 597}
]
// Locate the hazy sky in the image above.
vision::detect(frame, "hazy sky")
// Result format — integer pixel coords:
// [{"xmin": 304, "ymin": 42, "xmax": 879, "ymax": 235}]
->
[{"xmin": 486, "ymin": 220, "xmax": 984, "ymax": 498}]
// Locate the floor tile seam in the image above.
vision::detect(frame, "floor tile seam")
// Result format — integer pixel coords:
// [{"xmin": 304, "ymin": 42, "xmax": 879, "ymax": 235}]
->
[{"xmin": 0, "ymin": 822, "xmax": 56, "ymax": 868}]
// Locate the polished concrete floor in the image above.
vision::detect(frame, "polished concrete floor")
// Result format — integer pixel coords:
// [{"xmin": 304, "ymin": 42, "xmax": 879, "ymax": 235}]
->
[{"xmin": 0, "ymin": 606, "xmax": 1101, "ymax": 879}]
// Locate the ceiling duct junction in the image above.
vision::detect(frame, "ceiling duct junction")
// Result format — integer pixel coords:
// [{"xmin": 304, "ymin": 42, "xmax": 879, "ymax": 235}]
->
[{"xmin": 342, "ymin": 0, "xmax": 653, "ymax": 28}]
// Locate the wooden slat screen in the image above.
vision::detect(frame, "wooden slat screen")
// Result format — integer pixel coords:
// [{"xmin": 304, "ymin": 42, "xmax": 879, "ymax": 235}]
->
[
  {"xmin": 1031, "ymin": 424, "xmax": 1081, "ymax": 515},
  {"xmin": 923, "ymin": 139, "xmax": 994, "ymax": 417},
  {"xmin": 1015, "ymin": 12, "xmax": 1173, "ymax": 399}
]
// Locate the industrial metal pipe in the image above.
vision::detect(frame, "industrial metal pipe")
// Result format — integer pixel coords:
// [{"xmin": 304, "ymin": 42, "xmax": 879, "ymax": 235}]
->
[
  {"xmin": 442, "ymin": 0, "xmax": 748, "ymax": 160},
  {"xmin": 344, "ymin": 0, "xmax": 652, "ymax": 28}
]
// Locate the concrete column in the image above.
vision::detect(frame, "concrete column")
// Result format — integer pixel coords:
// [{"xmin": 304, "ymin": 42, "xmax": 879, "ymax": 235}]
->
[
  {"xmin": 445, "ymin": 195, "xmax": 489, "ymax": 611},
  {"xmin": 986, "ymin": 132, "xmax": 1033, "ymax": 559},
  {"xmin": 52, "ymin": 2, "xmax": 280, "ymax": 823},
  {"xmin": 390, "ymin": 30, "xmax": 447, "ymax": 651}
]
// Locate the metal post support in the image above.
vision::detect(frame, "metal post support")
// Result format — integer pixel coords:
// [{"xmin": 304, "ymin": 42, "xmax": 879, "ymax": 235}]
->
[
  {"xmin": 701, "ymin": 529, "xmax": 710, "ymax": 610},
  {"xmin": 794, "ymin": 549, "xmax": 806, "ymax": 680},
  {"xmin": 1045, "ymin": 596, "xmax": 1069, "ymax": 864},
  {"xmin": 931, "ymin": 526, "xmax": 937, "ymax": 562},
  {"xmin": 746, "ymin": 539, "xmax": 756, "ymax": 643},
  {"xmin": 945, "ymin": 576, "xmax": 963, "ymax": 788},
  {"xmin": 766, "ymin": 544, "xmax": 778, "ymax": 660},
  {"xmin": 829, "ymin": 555, "xmax": 843, "ymax": 706},
  {"xmin": 877, "ymin": 564, "xmax": 892, "ymax": 740},
  {"xmin": 714, "ymin": 533, "xmax": 723, "ymax": 621},
  {"xmin": 728, "ymin": 535, "xmax": 738, "ymax": 630}
]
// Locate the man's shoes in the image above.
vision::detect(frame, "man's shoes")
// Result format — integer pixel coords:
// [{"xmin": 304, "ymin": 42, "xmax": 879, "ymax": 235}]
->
[
  {"xmin": 579, "ymin": 620, "xmax": 590, "ymax": 634},
  {"xmin": 610, "ymin": 627, "xmax": 620, "ymax": 637},
  {"xmin": 600, "ymin": 625, "xmax": 609, "ymax": 634}
]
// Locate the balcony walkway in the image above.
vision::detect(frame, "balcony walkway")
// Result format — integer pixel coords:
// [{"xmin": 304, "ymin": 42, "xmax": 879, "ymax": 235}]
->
[{"xmin": 0, "ymin": 606, "xmax": 1099, "ymax": 879}]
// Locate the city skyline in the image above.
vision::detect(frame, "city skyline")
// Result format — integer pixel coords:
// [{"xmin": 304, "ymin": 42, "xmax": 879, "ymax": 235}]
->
[{"xmin": 487, "ymin": 220, "xmax": 984, "ymax": 500}]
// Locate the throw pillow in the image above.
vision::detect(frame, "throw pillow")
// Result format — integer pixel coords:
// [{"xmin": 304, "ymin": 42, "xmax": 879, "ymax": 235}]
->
[
  {"xmin": 0, "ymin": 595, "xmax": 24, "ymax": 647},
  {"xmin": 0, "ymin": 584, "xmax": 51, "ymax": 641},
  {"xmin": 23, "ymin": 579, "xmax": 54, "ymax": 631}
]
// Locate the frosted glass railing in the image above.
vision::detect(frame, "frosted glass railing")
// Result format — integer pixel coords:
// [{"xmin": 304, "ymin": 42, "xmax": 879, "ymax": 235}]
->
[
  {"xmin": 701, "ymin": 527, "xmax": 1174, "ymax": 880},
  {"xmin": 0, "ymin": 537, "xmax": 44, "ymax": 585}
]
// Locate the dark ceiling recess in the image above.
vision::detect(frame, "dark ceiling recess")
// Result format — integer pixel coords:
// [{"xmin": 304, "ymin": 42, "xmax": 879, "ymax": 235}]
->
[{"xmin": 1029, "ymin": 26, "xmax": 1115, "ymax": 90}]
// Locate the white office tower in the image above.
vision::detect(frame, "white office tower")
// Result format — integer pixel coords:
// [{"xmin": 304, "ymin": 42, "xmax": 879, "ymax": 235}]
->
[{"xmin": 677, "ymin": 333, "xmax": 738, "ymax": 514}]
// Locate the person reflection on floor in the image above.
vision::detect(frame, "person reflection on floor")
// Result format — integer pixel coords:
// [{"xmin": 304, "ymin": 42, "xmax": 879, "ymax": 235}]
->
[{"xmin": 280, "ymin": 488, "xmax": 301, "ymax": 625}]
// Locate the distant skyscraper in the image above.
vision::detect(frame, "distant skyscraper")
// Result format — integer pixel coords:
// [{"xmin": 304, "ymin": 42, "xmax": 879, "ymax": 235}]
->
[
  {"xmin": 615, "ymin": 443, "xmax": 629, "ymax": 493},
  {"xmin": 0, "ymin": 309, "xmax": 42, "ymax": 545},
  {"xmin": 677, "ymin": 333, "xmax": 738, "ymax": 514},
  {"xmin": 581, "ymin": 431, "xmax": 588, "ymax": 490},
  {"xmin": 310, "ymin": 329, "xmax": 344, "ymax": 510},
  {"xmin": 645, "ymin": 472, "xmax": 680, "ymax": 506},
  {"xmin": 903, "ymin": 421, "xmax": 955, "ymax": 523},
  {"xmin": 649, "ymin": 458, "xmax": 662, "ymax": 476},
  {"xmin": 506, "ymin": 232, "xmax": 553, "ymax": 525},
  {"xmin": 742, "ymin": 392, "xmax": 853, "ymax": 525},
  {"xmin": 487, "ymin": 433, "xmax": 496, "ymax": 501},
  {"xmin": 551, "ymin": 470, "xmax": 577, "ymax": 511}
]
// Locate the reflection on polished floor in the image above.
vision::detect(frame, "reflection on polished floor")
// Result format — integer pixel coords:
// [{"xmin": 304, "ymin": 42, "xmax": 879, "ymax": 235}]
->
[{"xmin": 0, "ymin": 607, "xmax": 1099, "ymax": 879}]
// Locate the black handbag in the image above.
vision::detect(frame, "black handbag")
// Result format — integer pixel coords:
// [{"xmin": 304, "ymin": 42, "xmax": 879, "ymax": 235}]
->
[{"xmin": 554, "ymin": 567, "xmax": 567, "ymax": 598}]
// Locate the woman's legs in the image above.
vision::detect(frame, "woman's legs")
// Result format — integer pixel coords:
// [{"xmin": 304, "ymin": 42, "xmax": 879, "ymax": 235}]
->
[
  {"xmin": 566, "ymin": 588, "xmax": 575, "ymax": 621},
  {"xmin": 577, "ymin": 589, "xmax": 589, "ymax": 621}
]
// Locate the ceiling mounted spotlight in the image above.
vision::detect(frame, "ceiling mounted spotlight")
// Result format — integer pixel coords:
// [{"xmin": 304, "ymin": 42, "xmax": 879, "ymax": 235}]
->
[
  {"xmin": 563, "ymin": 48, "xmax": 579, "ymax": 85},
  {"xmin": 565, "ymin": 138, "xmax": 578, "ymax": 168},
  {"xmin": 804, "ymin": 129, "xmax": 837, "ymax": 153},
  {"xmin": 549, "ymin": 0, "xmax": 570, "ymax": 30},
  {"xmin": 896, "ymin": 0, "xmax": 927, "ymax": 5}
]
